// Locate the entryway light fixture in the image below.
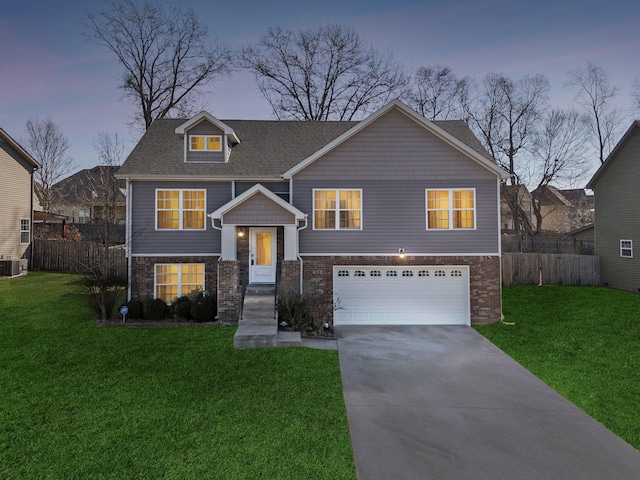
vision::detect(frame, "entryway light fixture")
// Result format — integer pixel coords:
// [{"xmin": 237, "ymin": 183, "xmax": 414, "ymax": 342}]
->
[
  {"xmin": 398, "ymin": 248, "xmax": 405, "ymax": 259},
  {"xmin": 237, "ymin": 230, "xmax": 244, "ymax": 237}
]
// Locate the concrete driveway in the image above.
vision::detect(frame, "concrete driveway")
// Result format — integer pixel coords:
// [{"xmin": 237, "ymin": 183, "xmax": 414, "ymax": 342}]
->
[{"xmin": 336, "ymin": 325, "xmax": 640, "ymax": 480}]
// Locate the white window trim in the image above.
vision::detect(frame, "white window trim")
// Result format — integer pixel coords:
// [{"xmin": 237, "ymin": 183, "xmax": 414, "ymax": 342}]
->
[
  {"xmin": 188, "ymin": 135, "xmax": 222, "ymax": 152},
  {"xmin": 154, "ymin": 263, "xmax": 205, "ymax": 303},
  {"xmin": 425, "ymin": 188, "xmax": 477, "ymax": 231},
  {"xmin": 20, "ymin": 218, "xmax": 30, "ymax": 244},
  {"xmin": 155, "ymin": 189, "xmax": 207, "ymax": 231},
  {"xmin": 312, "ymin": 188, "xmax": 363, "ymax": 231},
  {"xmin": 620, "ymin": 239, "xmax": 633, "ymax": 258}
]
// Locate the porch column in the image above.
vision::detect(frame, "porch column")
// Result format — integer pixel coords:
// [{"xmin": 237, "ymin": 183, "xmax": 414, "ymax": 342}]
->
[
  {"xmin": 284, "ymin": 225, "xmax": 298, "ymax": 261},
  {"xmin": 220, "ymin": 224, "xmax": 237, "ymax": 261}
]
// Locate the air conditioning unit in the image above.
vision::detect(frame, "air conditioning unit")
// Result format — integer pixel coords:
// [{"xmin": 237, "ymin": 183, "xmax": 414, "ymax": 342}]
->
[{"xmin": 0, "ymin": 260, "xmax": 20, "ymax": 277}]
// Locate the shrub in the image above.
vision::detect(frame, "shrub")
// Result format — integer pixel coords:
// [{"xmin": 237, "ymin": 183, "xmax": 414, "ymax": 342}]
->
[
  {"xmin": 172, "ymin": 296, "xmax": 193, "ymax": 321},
  {"xmin": 122, "ymin": 299, "xmax": 143, "ymax": 320},
  {"xmin": 190, "ymin": 292, "xmax": 215, "ymax": 322},
  {"xmin": 277, "ymin": 290, "xmax": 311, "ymax": 331},
  {"xmin": 143, "ymin": 298, "xmax": 170, "ymax": 321}
]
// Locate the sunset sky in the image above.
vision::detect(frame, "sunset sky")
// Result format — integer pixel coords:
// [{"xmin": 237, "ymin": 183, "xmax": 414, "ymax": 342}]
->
[{"xmin": 1, "ymin": 0, "xmax": 639, "ymax": 174}]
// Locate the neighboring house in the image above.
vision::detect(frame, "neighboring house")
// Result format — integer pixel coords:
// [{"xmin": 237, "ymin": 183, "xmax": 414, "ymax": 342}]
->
[
  {"xmin": 0, "ymin": 128, "xmax": 40, "ymax": 272},
  {"xmin": 567, "ymin": 224, "xmax": 594, "ymax": 241},
  {"xmin": 500, "ymin": 185, "xmax": 534, "ymax": 232},
  {"xmin": 50, "ymin": 166, "xmax": 126, "ymax": 224},
  {"xmin": 587, "ymin": 120, "xmax": 640, "ymax": 293},
  {"xmin": 532, "ymin": 186, "xmax": 594, "ymax": 234},
  {"xmin": 117, "ymin": 100, "xmax": 508, "ymax": 325}
]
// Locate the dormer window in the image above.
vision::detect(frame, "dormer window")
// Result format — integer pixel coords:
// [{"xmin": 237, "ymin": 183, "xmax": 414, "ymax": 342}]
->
[{"xmin": 189, "ymin": 135, "xmax": 222, "ymax": 152}]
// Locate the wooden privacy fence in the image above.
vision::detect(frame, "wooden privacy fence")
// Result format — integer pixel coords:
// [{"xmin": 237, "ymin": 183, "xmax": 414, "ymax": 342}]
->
[
  {"xmin": 33, "ymin": 240, "xmax": 126, "ymax": 278},
  {"xmin": 502, "ymin": 235, "xmax": 595, "ymax": 255},
  {"xmin": 502, "ymin": 253, "xmax": 600, "ymax": 287}
]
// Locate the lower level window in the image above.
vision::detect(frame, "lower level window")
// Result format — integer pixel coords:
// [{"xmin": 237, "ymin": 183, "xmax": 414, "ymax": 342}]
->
[
  {"xmin": 620, "ymin": 240, "xmax": 633, "ymax": 258},
  {"xmin": 155, "ymin": 263, "xmax": 204, "ymax": 302}
]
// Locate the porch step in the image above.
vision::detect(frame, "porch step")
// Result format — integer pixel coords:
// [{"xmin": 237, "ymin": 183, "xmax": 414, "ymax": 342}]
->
[
  {"xmin": 234, "ymin": 289, "xmax": 302, "ymax": 348},
  {"xmin": 245, "ymin": 284, "xmax": 276, "ymax": 295}
]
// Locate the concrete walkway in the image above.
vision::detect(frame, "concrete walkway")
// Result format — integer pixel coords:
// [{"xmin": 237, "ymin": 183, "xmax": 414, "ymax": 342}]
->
[{"xmin": 336, "ymin": 325, "xmax": 640, "ymax": 480}]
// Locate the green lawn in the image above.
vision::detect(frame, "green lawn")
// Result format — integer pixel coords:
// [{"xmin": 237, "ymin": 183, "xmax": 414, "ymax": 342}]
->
[
  {"xmin": 477, "ymin": 285, "xmax": 640, "ymax": 450},
  {"xmin": 0, "ymin": 272, "xmax": 356, "ymax": 479}
]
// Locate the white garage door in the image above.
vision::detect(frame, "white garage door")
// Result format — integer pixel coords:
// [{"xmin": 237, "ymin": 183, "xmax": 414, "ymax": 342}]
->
[{"xmin": 333, "ymin": 266, "xmax": 470, "ymax": 325}]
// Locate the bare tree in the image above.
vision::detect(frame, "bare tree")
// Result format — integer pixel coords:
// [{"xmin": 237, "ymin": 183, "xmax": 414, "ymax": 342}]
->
[
  {"xmin": 240, "ymin": 24, "xmax": 408, "ymax": 121},
  {"xmin": 465, "ymin": 73, "xmax": 550, "ymax": 233},
  {"xmin": 631, "ymin": 77, "xmax": 640, "ymax": 116},
  {"xmin": 565, "ymin": 62, "xmax": 622, "ymax": 163},
  {"xmin": 81, "ymin": 132, "xmax": 128, "ymax": 321},
  {"xmin": 84, "ymin": 0, "xmax": 233, "ymax": 130},
  {"xmin": 405, "ymin": 65, "xmax": 470, "ymax": 120},
  {"xmin": 25, "ymin": 117, "xmax": 77, "ymax": 213},
  {"xmin": 526, "ymin": 110, "xmax": 591, "ymax": 234}
]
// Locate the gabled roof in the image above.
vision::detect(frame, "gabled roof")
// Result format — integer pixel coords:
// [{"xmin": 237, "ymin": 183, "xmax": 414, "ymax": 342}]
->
[
  {"xmin": 209, "ymin": 184, "xmax": 306, "ymax": 221},
  {"xmin": 0, "ymin": 128, "xmax": 40, "ymax": 169},
  {"xmin": 53, "ymin": 166, "xmax": 126, "ymax": 205},
  {"xmin": 587, "ymin": 120, "xmax": 640, "ymax": 188},
  {"xmin": 117, "ymin": 100, "xmax": 505, "ymax": 180},
  {"xmin": 174, "ymin": 111, "xmax": 240, "ymax": 143},
  {"xmin": 282, "ymin": 100, "xmax": 508, "ymax": 179}
]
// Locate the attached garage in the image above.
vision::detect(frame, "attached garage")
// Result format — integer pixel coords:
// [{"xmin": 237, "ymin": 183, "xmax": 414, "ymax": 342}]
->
[{"xmin": 333, "ymin": 266, "xmax": 470, "ymax": 325}]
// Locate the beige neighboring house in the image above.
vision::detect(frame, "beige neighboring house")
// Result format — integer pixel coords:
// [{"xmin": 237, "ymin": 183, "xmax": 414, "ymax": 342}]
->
[
  {"xmin": 0, "ymin": 128, "xmax": 40, "ymax": 273},
  {"xmin": 500, "ymin": 185, "xmax": 534, "ymax": 232},
  {"xmin": 587, "ymin": 120, "xmax": 640, "ymax": 293},
  {"xmin": 533, "ymin": 186, "xmax": 594, "ymax": 234}
]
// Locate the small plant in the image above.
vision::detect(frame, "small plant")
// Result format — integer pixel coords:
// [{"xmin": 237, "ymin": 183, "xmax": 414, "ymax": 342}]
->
[
  {"xmin": 172, "ymin": 296, "xmax": 193, "ymax": 321},
  {"xmin": 142, "ymin": 297, "xmax": 170, "ymax": 321}
]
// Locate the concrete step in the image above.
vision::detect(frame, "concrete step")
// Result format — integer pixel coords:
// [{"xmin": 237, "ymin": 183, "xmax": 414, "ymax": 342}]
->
[
  {"xmin": 245, "ymin": 284, "xmax": 276, "ymax": 295},
  {"xmin": 234, "ymin": 325, "xmax": 278, "ymax": 349}
]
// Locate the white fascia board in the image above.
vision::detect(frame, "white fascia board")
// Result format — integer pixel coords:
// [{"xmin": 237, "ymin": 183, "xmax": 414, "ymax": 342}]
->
[
  {"xmin": 209, "ymin": 183, "xmax": 306, "ymax": 221},
  {"xmin": 174, "ymin": 111, "xmax": 240, "ymax": 143},
  {"xmin": 282, "ymin": 99, "xmax": 508, "ymax": 180}
]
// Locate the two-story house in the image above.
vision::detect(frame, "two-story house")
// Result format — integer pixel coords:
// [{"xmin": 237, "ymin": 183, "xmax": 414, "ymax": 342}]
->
[
  {"xmin": 117, "ymin": 100, "xmax": 508, "ymax": 325},
  {"xmin": 0, "ymin": 128, "xmax": 40, "ymax": 275}
]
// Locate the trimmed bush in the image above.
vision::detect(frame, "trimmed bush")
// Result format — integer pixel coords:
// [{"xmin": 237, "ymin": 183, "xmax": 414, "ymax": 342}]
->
[
  {"xmin": 172, "ymin": 296, "xmax": 193, "ymax": 321},
  {"xmin": 190, "ymin": 292, "xmax": 215, "ymax": 322},
  {"xmin": 122, "ymin": 299, "xmax": 143, "ymax": 320},
  {"xmin": 142, "ymin": 298, "xmax": 170, "ymax": 321}
]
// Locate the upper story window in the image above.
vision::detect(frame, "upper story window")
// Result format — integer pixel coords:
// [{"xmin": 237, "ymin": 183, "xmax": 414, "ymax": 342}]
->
[
  {"xmin": 189, "ymin": 135, "xmax": 221, "ymax": 152},
  {"xmin": 313, "ymin": 189, "xmax": 362, "ymax": 230},
  {"xmin": 620, "ymin": 240, "xmax": 633, "ymax": 258},
  {"xmin": 426, "ymin": 189, "xmax": 475, "ymax": 230},
  {"xmin": 156, "ymin": 189, "xmax": 206, "ymax": 230},
  {"xmin": 20, "ymin": 218, "xmax": 30, "ymax": 244}
]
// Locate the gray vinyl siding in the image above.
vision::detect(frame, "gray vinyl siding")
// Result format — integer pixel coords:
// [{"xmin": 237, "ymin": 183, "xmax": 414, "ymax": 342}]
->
[
  {"xmin": 235, "ymin": 181, "xmax": 290, "ymax": 200},
  {"xmin": 294, "ymin": 179, "xmax": 499, "ymax": 254},
  {"xmin": 0, "ymin": 141, "xmax": 33, "ymax": 260},
  {"xmin": 186, "ymin": 121, "xmax": 225, "ymax": 163},
  {"xmin": 224, "ymin": 193, "xmax": 296, "ymax": 225},
  {"xmin": 292, "ymin": 108, "xmax": 500, "ymax": 254},
  {"xmin": 130, "ymin": 181, "xmax": 231, "ymax": 255},
  {"xmin": 293, "ymin": 108, "xmax": 497, "ymax": 182},
  {"xmin": 593, "ymin": 129, "xmax": 640, "ymax": 291}
]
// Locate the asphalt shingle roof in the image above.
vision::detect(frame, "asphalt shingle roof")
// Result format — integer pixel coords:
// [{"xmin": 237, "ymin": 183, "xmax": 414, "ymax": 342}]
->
[{"xmin": 117, "ymin": 116, "xmax": 493, "ymax": 179}]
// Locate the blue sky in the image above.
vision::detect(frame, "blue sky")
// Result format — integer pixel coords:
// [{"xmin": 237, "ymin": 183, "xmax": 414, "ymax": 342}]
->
[{"xmin": 1, "ymin": 0, "xmax": 639, "ymax": 174}]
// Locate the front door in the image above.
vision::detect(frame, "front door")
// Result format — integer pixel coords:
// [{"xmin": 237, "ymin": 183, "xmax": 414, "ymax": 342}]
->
[{"xmin": 249, "ymin": 228, "xmax": 276, "ymax": 284}]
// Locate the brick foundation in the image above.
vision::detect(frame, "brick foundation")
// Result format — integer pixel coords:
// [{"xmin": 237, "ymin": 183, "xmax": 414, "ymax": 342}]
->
[
  {"xmin": 217, "ymin": 261, "xmax": 240, "ymax": 323},
  {"xmin": 301, "ymin": 255, "xmax": 502, "ymax": 325}
]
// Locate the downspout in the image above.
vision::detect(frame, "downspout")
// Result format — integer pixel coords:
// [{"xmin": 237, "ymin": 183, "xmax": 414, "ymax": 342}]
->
[
  {"xmin": 208, "ymin": 213, "xmax": 223, "ymax": 320},
  {"xmin": 126, "ymin": 179, "xmax": 132, "ymax": 300},
  {"xmin": 297, "ymin": 216, "xmax": 308, "ymax": 294},
  {"xmin": 30, "ymin": 166, "xmax": 37, "ymax": 270}
]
